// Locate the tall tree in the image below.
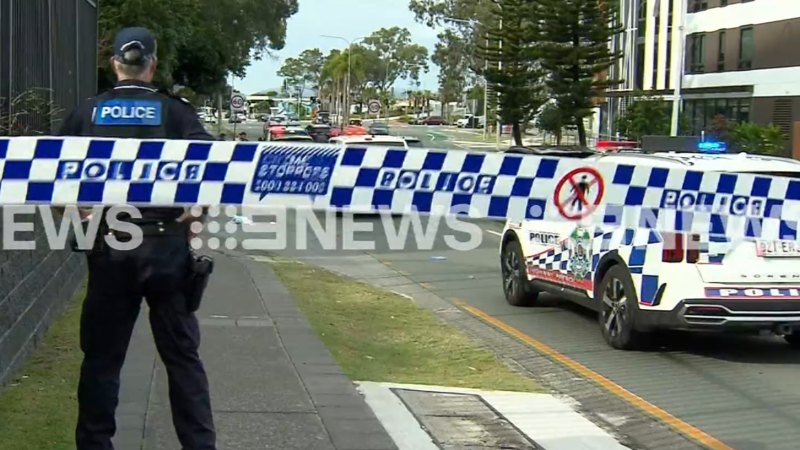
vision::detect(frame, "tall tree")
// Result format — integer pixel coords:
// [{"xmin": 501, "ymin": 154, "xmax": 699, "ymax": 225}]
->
[
  {"xmin": 410, "ymin": 0, "xmax": 498, "ymax": 75},
  {"xmin": 278, "ymin": 58, "xmax": 308, "ymax": 98},
  {"xmin": 360, "ymin": 27, "xmax": 429, "ymax": 92},
  {"xmin": 299, "ymin": 48, "xmax": 326, "ymax": 91},
  {"xmin": 433, "ymin": 29, "xmax": 470, "ymax": 122},
  {"xmin": 537, "ymin": 0, "xmax": 624, "ymax": 145},
  {"xmin": 98, "ymin": 0, "xmax": 299, "ymax": 93},
  {"xmin": 479, "ymin": 0, "xmax": 546, "ymax": 145}
]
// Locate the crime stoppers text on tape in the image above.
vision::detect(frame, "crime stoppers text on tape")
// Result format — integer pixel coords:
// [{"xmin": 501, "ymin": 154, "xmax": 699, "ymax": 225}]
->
[{"xmin": 1, "ymin": 136, "xmax": 799, "ymax": 242}]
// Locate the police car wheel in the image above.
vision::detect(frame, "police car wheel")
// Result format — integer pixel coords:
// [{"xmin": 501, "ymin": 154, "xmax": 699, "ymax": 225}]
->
[
  {"xmin": 597, "ymin": 265, "xmax": 648, "ymax": 350},
  {"xmin": 501, "ymin": 239, "xmax": 539, "ymax": 307},
  {"xmin": 784, "ymin": 332, "xmax": 800, "ymax": 349}
]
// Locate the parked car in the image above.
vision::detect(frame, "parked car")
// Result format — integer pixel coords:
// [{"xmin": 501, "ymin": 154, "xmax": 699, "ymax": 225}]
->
[
  {"xmin": 422, "ymin": 116, "xmax": 447, "ymax": 126},
  {"xmin": 401, "ymin": 136, "xmax": 424, "ymax": 148},
  {"xmin": 268, "ymin": 116, "xmax": 285, "ymax": 127},
  {"xmin": 305, "ymin": 124, "xmax": 335, "ymax": 142},
  {"xmin": 266, "ymin": 126, "xmax": 313, "ymax": 142},
  {"xmin": 329, "ymin": 135, "xmax": 409, "ymax": 149},
  {"xmin": 287, "ymin": 114, "xmax": 301, "ymax": 126},
  {"xmin": 456, "ymin": 115, "xmax": 473, "ymax": 128},
  {"xmin": 368, "ymin": 121, "xmax": 390, "ymax": 135},
  {"xmin": 315, "ymin": 111, "xmax": 331, "ymax": 124},
  {"xmin": 343, "ymin": 125, "xmax": 368, "ymax": 136},
  {"xmin": 499, "ymin": 144, "xmax": 800, "ymax": 350}
]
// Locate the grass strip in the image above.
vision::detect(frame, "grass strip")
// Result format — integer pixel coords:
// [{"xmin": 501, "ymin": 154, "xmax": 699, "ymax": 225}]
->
[
  {"xmin": 270, "ymin": 261, "xmax": 541, "ymax": 392},
  {"xmin": 0, "ymin": 285, "xmax": 86, "ymax": 450}
]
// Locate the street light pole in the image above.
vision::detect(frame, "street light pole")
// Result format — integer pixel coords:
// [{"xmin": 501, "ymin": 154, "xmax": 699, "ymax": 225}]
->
[
  {"xmin": 496, "ymin": 17, "xmax": 503, "ymax": 150},
  {"xmin": 670, "ymin": 2, "xmax": 687, "ymax": 136}
]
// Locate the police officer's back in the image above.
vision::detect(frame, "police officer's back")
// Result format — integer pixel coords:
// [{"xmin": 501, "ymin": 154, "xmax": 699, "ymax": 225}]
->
[{"xmin": 58, "ymin": 27, "xmax": 217, "ymax": 450}]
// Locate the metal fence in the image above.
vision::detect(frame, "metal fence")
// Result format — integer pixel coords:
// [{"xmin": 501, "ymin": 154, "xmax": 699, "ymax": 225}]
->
[{"xmin": 0, "ymin": 0, "xmax": 97, "ymax": 136}]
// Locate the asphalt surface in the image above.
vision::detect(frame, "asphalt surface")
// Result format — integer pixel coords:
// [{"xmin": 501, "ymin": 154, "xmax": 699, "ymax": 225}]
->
[
  {"xmin": 208, "ymin": 119, "xmax": 495, "ymax": 151},
  {"xmin": 209, "ymin": 211, "xmax": 800, "ymax": 450}
]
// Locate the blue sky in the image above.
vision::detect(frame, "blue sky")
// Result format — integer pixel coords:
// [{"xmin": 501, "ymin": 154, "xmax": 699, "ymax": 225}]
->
[{"xmin": 233, "ymin": 0, "xmax": 442, "ymax": 95}]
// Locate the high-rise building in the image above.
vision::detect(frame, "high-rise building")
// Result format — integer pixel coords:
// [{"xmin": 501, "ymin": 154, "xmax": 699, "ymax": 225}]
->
[{"xmin": 605, "ymin": 0, "xmax": 800, "ymax": 151}]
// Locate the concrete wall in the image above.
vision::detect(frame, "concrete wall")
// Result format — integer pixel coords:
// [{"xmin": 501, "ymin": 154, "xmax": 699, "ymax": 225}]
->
[{"xmin": 0, "ymin": 209, "xmax": 87, "ymax": 387}]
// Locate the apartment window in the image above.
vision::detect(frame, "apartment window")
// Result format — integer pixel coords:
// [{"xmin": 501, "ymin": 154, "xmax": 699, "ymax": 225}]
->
[
  {"xmin": 739, "ymin": 27, "xmax": 754, "ymax": 69},
  {"xmin": 652, "ymin": 44, "xmax": 659, "ymax": 87},
  {"xmin": 690, "ymin": 0, "xmax": 708, "ymax": 13},
  {"xmin": 635, "ymin": 42, "xmax": 645, "ymax": 89},
  {"xmin": 665, "ymin": 41, "xmax": 672, "ymax": 88},
  {"xmin": 637, "ymin": 0, "xmax": 647, "ymax": 38},
  {"xmin": 688, "ymin": 34, "xmax": 705, "ymax": 73},
  {"xmin": 717, "ymin": 32, "xmax": 726, "ymax": 71},
  {"xmin": 721, "ymin": 0, "xmax": 728, "ymax": 6},
  {"xmin": 684, "ymin": 98, "xmax": 752, "ymax": 135}
]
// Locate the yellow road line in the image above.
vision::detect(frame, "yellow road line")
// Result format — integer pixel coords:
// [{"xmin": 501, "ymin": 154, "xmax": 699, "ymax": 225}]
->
[{"xmin": 451, "ymin": 299, "xmax": 733, "ymax": 450}]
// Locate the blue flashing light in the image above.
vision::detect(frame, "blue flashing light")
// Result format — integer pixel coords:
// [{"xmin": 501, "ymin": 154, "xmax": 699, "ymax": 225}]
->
[{"xmin": 697, "ymin": 140, "xmax": 727, "ymax": 153}]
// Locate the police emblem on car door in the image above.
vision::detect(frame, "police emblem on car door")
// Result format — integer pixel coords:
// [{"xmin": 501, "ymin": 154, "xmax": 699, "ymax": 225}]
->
[{"xmin": 568, "ymin": 228, "xmax": 592, "ymax": 282}]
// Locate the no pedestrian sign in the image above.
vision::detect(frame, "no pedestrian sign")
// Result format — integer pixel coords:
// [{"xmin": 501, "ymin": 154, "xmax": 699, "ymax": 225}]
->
[{"xmin": 553, "ymin": 167, "xmax": 605, "ymax": 219}]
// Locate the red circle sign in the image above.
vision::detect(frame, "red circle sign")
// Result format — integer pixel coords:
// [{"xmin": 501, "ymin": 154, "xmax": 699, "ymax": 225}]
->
[{"xmin": 553, "ymin": 167, "xmax": 605, "ymax": 219}]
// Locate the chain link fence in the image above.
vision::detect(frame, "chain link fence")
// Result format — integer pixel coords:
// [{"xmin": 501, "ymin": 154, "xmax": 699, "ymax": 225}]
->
[{"xmin": 0, "ymin": 0, "xmax": 97, "ymax": 136}]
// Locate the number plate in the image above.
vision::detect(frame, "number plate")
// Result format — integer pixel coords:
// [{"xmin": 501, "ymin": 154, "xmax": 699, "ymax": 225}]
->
[{"xmin": 756, "ymin": 240, "xmax": 800, "ymax": 257}]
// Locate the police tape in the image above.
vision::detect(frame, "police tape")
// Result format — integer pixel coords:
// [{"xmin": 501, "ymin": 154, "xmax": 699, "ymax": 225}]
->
[{"xmin": 0, "ymin": 136, "xmax": 798, "ymax": 242}]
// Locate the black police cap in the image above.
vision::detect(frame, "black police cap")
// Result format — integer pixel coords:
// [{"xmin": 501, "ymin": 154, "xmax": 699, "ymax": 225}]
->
[{"xmin": 113, "ymin": 27, "xmax": 157, "ymax": 66}]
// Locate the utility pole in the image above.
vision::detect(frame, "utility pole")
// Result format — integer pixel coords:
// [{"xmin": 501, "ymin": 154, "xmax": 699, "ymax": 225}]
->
[{"xmin": 217, "ymin": 91, "xmax": 222, "ymax": 136}]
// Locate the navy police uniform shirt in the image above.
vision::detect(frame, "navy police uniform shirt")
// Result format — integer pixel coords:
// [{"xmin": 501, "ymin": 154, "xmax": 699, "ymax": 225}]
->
[
  {"xmin": 57, "ymin": 79, "xmax": 213, "ymax": 220},
  {"xmin": 58, "ymin": 79, "xmax": 212, "ymax": 140}
]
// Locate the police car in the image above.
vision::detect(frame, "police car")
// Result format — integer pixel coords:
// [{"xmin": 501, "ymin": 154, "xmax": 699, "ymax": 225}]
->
[
  {"xmin": 329, "ymin": 135, "xmax": 410, "ymax": 149},
  {"xmin": 500, "ymin": 145, "xmax": 800, "ymax": 350}
]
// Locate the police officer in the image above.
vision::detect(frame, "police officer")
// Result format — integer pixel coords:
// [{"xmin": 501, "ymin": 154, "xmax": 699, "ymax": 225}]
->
[{"xmin": 58, "ymin": 27, "xmax": 216, "ymax": 450}]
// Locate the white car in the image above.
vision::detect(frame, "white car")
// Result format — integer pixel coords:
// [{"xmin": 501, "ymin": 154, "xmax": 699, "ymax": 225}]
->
[
  {"xmin": 500, "ymin": 148, "xmax": 800, "ymax": 350},
  {"xmin": 329, "ymin": 135, "xmax": 410, "ymax": 149},
  {"xmin": 456, "ymin": 115, "xmax": 473, "ymax": 128}
]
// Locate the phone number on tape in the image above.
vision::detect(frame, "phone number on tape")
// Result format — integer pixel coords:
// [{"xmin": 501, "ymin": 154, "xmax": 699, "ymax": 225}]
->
[{"xmin": 253, "ymin": 179, "xmax": 328, "ymax": 195}]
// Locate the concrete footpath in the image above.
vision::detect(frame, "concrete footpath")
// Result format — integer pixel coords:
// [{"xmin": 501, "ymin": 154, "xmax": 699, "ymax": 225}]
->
[{"xmin": 113, "ymin": 250, "xmax": 396, "ymax": 450}]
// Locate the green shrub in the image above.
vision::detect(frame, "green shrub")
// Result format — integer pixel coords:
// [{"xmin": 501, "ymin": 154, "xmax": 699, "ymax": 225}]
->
[{"xmin": 728, "ymin": 122, "xmax": 785, "ymax": 155}]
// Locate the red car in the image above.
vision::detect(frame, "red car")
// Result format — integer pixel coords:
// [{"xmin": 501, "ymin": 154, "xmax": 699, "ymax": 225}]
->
[
  {"xmin": 422, "ymin": 116, "xmax": 447, "ymax": 126},
  {"xmin": 343, "ymin": 125, "xmax": 368, "ymax": 135}
]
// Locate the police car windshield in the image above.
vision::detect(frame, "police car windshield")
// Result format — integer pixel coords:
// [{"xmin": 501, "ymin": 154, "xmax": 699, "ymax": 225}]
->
[{"xmin": 345, "ymin": 142, "xmax": 405, "ymax": 148}]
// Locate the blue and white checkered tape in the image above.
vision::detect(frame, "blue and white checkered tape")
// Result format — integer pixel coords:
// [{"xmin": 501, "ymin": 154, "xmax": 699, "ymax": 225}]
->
[{"xmin": 1, "ymin": 136, "xmax": 799, "ymax": 242}]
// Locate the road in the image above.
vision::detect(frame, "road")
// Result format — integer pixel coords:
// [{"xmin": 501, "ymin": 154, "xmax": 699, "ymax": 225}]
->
[
  {"xmin": 207, "ymin": 119, "xmax": 503, "ymax": 151},
  {"xmin": 211, "ymin": 211, "xmax": 800, "ymax": 450}
]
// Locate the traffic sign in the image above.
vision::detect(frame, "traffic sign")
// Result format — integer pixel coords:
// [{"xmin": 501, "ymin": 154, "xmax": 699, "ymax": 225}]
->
[
  {"xmin": 367, "ymin": 99, "xmax": 381, "ymax": 115},
  {"xmin": 553, "ymin": 167, "xmax": 605, "ymax": 220},
  {"xmin": 230, "ymin": 94, "xmax": 246, "ymax": 111}
]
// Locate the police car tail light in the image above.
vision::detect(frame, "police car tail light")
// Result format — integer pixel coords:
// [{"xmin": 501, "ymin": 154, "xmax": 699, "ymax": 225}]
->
[{"xmin": 662, "ymin": 233, "xmax": 684, "ymax": 263}]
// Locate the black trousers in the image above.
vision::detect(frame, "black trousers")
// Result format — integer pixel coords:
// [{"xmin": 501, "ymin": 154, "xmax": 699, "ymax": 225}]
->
[{"xmin": 75, "ymin": 233, "xmax": 216, "ymax": 450}]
